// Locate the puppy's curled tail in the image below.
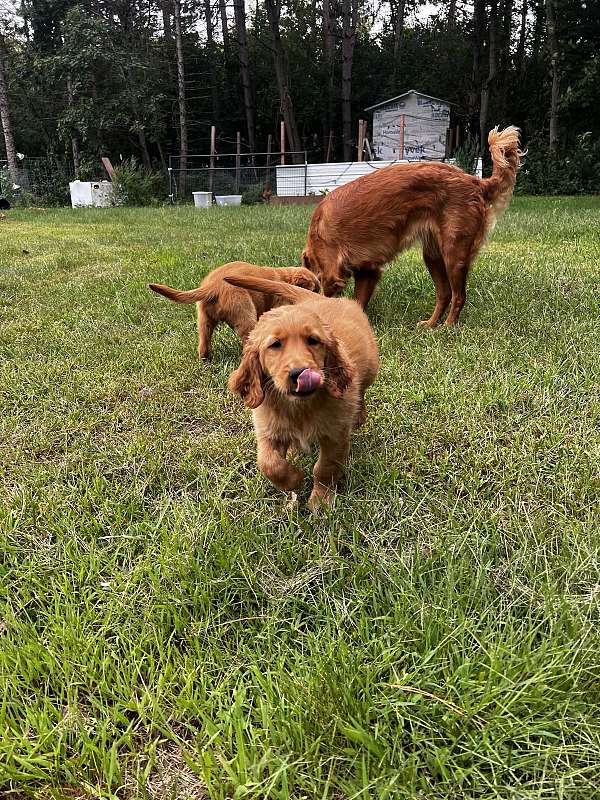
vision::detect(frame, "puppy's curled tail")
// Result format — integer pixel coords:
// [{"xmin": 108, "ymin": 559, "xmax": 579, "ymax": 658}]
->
[
  {"xmin": 224, "ymin": 275, "xmax": 315, "ymax": 304},
  {"xmin": 149, "ymin": 283, "xmax": 214, "ymax": 304},
  {"xmin": 482, "ymin": 126, "xmax": 524, "ymax": 215}
]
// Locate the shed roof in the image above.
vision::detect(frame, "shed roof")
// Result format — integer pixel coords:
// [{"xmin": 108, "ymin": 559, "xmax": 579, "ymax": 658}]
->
[{"xmin": 365, "ymin": 90, "xmax": 452, "ymax": 112}]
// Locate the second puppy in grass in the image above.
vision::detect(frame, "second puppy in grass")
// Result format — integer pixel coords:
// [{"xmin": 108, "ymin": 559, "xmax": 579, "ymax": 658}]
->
[
  {"xmin": 150, "ymin": 262, "xmax": 319, "ymax": 359},
  {"xmin": 226, "ymin": 275, "xmax": 379, "ymax": 509}
]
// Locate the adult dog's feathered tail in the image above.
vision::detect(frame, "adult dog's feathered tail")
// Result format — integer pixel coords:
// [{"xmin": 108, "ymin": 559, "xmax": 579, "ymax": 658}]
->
[
  {"xmin": 224, "ymin": 275, "xmax": 315, "ymax": 303},
  {"xmin": 482, "ymin": 126, "xmax": 524, "ymax": 217},
  {"xmin": 149, "ymin": 283, "xmax": 214, "ymax": 304}
]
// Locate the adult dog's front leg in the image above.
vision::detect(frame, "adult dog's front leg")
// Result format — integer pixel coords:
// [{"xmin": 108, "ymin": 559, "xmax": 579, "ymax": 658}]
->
[
  {"xmin": 353, "ymin": 268, "xmax": 381, "ymax": 310},
  {"xmin": 257, "ymin": 437, "xmax": 304, "ymax": 492},
  {"xmin": 308, "ymin": 432, "xmax": 351, "ymax": 509}
]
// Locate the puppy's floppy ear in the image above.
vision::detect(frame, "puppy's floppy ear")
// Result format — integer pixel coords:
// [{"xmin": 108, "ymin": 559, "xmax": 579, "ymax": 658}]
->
[
  {"xmin": 228, "ymin": 345, "xmax": 265, "ymax": 408},
  {"xmin": 289, "ymin": 269, "xmax": 321, "ymax": 293},
  {"xmin": 324, "ymin": 334, "xmax": 353, "ymax": 398}
]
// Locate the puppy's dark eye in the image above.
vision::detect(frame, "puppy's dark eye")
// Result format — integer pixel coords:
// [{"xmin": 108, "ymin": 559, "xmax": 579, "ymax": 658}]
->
[
  {"xmin": 307, "ymin": 335, "xmax": 321, "ymax": 346},
  {"xmin": 269, "ymin": 339, "xmax": 282, "ymax": 349}
]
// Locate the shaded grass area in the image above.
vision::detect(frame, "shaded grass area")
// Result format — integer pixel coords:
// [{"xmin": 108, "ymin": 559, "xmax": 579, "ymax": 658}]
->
[{"xmin": 1, "ymin": 197, "xmax": 599, "ymax": 798}]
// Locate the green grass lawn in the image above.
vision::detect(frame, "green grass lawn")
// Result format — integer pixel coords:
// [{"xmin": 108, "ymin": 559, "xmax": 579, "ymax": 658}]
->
[{"xmin": 1, "ymin": 197, "xmax": 599, "ymax": 799}]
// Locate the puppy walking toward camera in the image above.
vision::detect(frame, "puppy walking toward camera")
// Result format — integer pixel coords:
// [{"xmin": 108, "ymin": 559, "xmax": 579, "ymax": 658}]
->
[
  {"xmin": 302, "ymin": 126, "xmax": 524, "ymax": 325},
  {"xmin": 226, "ymin": 275, "xmax": 379, "ymax": 509},
  {"xmin": 149, "ymin": 262, "xmax": 319, "ymax": 359}
]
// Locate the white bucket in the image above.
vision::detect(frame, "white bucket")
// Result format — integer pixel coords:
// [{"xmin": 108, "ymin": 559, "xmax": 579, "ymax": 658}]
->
[
  {"xmin": 192, "ymin": 191, "xmax": 213, "ymax": 209},
  {"xmin": 215, "ymin": 195, "xmax": 242, "ymax": 207},
  {"xmin": 69, "ymin": 180, "xmax": 114, "ymax": 208}
]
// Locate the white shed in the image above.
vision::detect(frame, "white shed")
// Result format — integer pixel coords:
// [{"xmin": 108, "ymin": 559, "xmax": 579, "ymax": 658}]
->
[{"xmin": 366, "ymin": 90, "xmax": 451, "ymax": 162}]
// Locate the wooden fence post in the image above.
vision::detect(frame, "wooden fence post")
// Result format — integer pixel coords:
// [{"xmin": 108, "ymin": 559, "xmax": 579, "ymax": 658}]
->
[
  {"xmin": 209, "ymin": 125, "xmax": 216, "ymax": 193},
  {"xmin": 399, "ymin": 115, "xmax": 405, "ymax": 160},
  {"xmin": 325, "ymin": 130, "xmax": 334, "ymax": 162},
  {"xmin": 357, "ymin": 119, "xmax": 364, "ymax": 162},
  {"xmin": 235, "ymin": 131, "xmax": 241, "ymax": 193},
  {"xmin": 280, "ymin": 121, "xmax": 286, "ymax": 165},
  {"xmin": 265, "ymin": 133, "xmax": 272, "ymax": 195}
]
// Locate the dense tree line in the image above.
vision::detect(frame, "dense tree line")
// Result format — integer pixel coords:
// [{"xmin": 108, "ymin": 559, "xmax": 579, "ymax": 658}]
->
[{"xmin": 0, "ymin": 0, "xmax": 598, "ymax": 193}]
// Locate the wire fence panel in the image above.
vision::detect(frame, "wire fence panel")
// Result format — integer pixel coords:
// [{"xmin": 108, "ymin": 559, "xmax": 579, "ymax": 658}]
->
[
  {"xmin": 2, "ymin": 157, "xmax": 76, "ymax": 205},
  {"xmin": 168, "ymin": 151, "xmax": 308, "ymax": 204},
  {"xmin": 169, "ymin": 164, "xmax": 309, "ymax": 203}
]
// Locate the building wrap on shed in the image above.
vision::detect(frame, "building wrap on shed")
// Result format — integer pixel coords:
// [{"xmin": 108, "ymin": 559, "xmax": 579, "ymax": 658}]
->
[{"xmin": 366, "ymin": 90, "xmax": 451, "ymax": 162}]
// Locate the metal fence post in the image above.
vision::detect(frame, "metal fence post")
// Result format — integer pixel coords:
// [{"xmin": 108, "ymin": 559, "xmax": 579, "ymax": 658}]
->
[
  {"xmin": 168, "ymin": 167, "xmax": 173, "ymax": 204},
  {"xmin": 304, "ymin": 152, "xmax": 308, "ymax": 196}
]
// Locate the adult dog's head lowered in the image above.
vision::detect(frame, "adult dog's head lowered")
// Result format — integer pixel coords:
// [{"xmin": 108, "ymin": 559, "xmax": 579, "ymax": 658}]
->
[{"xmin": 225, "ymin": 276, "xmax": 352, "ymax": 408}]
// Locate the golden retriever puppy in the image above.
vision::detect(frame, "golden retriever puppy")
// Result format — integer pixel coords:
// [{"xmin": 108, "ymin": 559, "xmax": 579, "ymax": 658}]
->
[
  {"xmin": 149, "ymin": 262, "xmax": 320, "ymax": 359},
  {"xmin": 302, "ymin": 126, "xmax": 524, "ymax": 325},
  {"xmin": 226, "ymin": 275, "xmax": 379, "ymax": 509}
]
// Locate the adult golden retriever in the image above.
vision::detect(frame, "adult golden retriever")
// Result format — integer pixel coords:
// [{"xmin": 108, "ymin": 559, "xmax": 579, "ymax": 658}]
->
[
  {"xmin": 302, "ymin": 126, "xmax": 523, "ymax": 325},
  {"xmin": 149, "ymin": 262, "xmax": 319, "ymax": 359},
  {"xmin": 226, "ymin": 275, "xmax": 379, "ymax": 509}
]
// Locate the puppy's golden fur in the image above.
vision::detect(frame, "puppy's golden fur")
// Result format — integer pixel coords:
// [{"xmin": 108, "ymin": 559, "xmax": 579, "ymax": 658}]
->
[
  {"xmin": 226, "ymin": 275, "xmax": 379, "ymax": 508},
  {"xmin": 302, "ymin": 126, "xmax": 524, "ymax": 325},
  {"xmin": 149, "ymin": 262, "xmax": 319, "ymax": 359}
]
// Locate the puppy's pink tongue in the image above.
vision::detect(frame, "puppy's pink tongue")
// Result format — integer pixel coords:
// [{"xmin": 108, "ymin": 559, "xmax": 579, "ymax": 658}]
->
[{"xmin": 296, "ymin": 368, "xmax": 322, "ymax": 393}]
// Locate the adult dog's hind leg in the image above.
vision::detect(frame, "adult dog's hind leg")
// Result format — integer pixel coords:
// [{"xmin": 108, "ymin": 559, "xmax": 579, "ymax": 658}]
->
[
  {"xmin": 444, "ymin": 262, "xmax": 470, "ymax": 326},
  {"xmin": 418, "ymin": 242, "xmax": 451, "ymax": 328}
]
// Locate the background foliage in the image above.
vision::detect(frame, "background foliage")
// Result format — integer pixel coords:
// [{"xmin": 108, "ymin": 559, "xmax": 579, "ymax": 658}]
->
[{"xmin": 0, "ymin": 1, "xmax": 598, "ymax": 197}]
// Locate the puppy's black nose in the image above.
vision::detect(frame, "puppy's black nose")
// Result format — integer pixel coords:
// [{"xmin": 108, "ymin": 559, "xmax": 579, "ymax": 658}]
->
[{"xmin": 288, "ymin": 368, "xmax": 306, "ymax": 387}]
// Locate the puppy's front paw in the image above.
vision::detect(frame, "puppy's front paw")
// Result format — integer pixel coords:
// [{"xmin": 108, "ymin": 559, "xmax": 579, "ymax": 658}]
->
[
  {"xmin": 283, "ymin": 465, "xmax": 305, "ymax": 492},
  {"xmin": 307, "ymin": 486, "xmax": 333, "ymax": 512},
  {"xmin": 417, "ymin": 319, "xmax": 437, "ymax": 329}
]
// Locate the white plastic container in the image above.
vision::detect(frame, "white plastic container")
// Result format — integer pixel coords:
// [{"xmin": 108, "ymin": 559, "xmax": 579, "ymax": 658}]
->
[
  {"xmin": 215, "ymin": 195, "xmax": 242, "ymax": 207},
  {"xmin": 192, "ymin": 191, "xmax": 213, "ymax": 208},
  {"xmin": 69, "ymin": 180, "xmax": 114, "ymax": 208}
]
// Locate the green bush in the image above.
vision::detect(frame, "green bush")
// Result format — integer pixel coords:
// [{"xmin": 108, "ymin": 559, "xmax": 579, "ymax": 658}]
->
[
  {"xmin": 23, "ymin": 157, "xmax": 72, "ymax": 206},
  {"xmin": 112, "ymin": 158, "xmax": 167, "ymax": 206},
  {"xmin": 453, "ymin": 133, "xmax": 479, "ymax": 175},
  {"xmin": 241, "ymin": 184, "xmax": 266, "ymax": 205},
  {"xmin": 517, "ymin": 132, "xmax": 600, "ymax": 195}
]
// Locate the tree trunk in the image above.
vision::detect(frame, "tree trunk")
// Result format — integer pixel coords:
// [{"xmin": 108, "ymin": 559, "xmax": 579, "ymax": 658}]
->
[
  {"xmin": 532, "ymin": 0, "xmax": 545, "ymax": 61},
  {"xmin": 322, "ymin": 0, "xmax": 335, "ymax": 153},
  {"xmin": 138, "ymin": 129, "xmax": 152, "ymax": 170},
  {"xmin": 341, "ymin": 0, "xmax": 359, "ymax": 161},
  {"xmin": 498, "ymin": 0, "xmax": 514, "ymax": 120},
  {"xmin": 219, "ymin": 0, "xmax": 229, "ymax": 56},
  {"xmin": 546, "ymin": 0, "xmax": 560, "ymax": 155},
  {"xmin": 233, "ymin": 0, "xmax": 256, "ymax": 153},
  {"xmin": 204, "ymin": 0, "xmax": 214, "ymax": 46},
  {"xmin": 469, "ymin": 0, "xmax": 486, "ymax": 119},
  {"xmin": 265, "ymin": 0, "xmax": 302, "ymax": 160},
  {"xmin": 66, "ymin": 75, "xmax": 81, "ymax": 177},
  {"xmin": 392, "ymin": 0, "xmax": 405, "ymax": 59},
  {"xmin": 515, "ymin": 0, "xmax": 528, "ymax": 74},
  {"xmin": 204, "ymin": 0, "xmax": 220, "ymax": 119},
  {"xmin": 161, "ymin": 0, "xmax": 172, "ymax": 41},
  {"xmin": 480, "ymin": 0, "xmax": 498, "ymax": 157},
  {"xmin": 0, "ymin": 33, "xmax": 18, "ymax": 183},
  {"xmin": 390, "ymin": 0, "xmax": 405, "ymax": 90},
  {"xmin": 447, "ymin": 0, "xmax": 457, "ymax": 29},
  {"xmin": 173, "ymin": 0, "xmax": 188, "ymax": 193}
]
